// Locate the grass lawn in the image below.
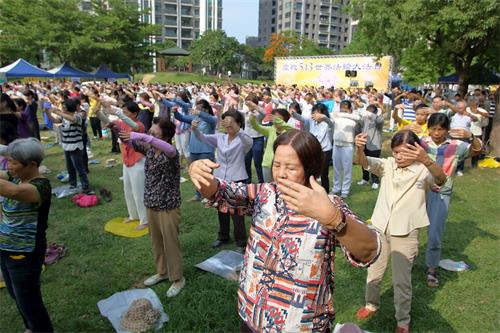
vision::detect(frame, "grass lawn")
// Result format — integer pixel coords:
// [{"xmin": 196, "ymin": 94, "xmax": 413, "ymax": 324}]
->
[
  {"xmin": 134, "ymin": 72, "xmax": 271, "ymax": 85},
  {"xmin": 0, "ymin": 130, "xmax": 499, "ymax": 332}
]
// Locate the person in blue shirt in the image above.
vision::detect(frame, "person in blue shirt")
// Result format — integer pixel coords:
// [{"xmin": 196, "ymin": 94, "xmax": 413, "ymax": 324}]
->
[{"xmin": 174, "ymin": 99, "xmax": 217, "ymax": 202}]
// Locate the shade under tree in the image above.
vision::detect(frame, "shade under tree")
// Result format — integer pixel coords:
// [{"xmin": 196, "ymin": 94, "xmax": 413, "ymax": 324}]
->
[
  {"xmin": 438, "ymin": 64, "xmax": 499, "ymax": 85},
  {"xmin": 92, "ymin": 64, "xmax": 130, "ymax": 80}
]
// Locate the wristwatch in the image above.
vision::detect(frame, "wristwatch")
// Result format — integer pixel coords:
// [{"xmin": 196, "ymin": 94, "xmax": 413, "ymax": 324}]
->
[{"xmin": 331, "ymin": 210, "xmax": 347, "ymax": 234}]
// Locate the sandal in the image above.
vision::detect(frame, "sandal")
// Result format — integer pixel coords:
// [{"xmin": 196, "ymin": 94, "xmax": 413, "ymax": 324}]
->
[
  {"xmin": 45, "ymin": 244, "xmax": 66, "ymax": 265},
  {"xmin": 427, "ymin": 270, "xmax": 439, "ymax": 288}
]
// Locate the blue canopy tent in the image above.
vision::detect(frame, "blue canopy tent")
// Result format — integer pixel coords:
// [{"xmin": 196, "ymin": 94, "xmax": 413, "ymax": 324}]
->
[
  {"xmin": 0, "ymin": 58, "xmax": 53, "ymax": 78},
  {"xmin": 48, "ymin": 62, "xmax": 94, "ymax": 78},
  {"xmin": 92, "ymin": 64, "xmax": 130, "ymax": 80}
]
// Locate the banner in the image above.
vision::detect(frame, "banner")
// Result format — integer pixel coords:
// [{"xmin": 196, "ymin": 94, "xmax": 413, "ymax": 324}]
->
[{"xmin": 275, "ymin": 55, "xmax": 392, "ymax": 91}]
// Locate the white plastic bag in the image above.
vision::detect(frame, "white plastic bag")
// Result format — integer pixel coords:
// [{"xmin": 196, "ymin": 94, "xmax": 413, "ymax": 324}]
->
[
  {"xmin": 439, "ymin": 259, "xmax": 470, "ymax": 272},
  {"xmin": 97, "ymin": 288, "xmax": 169, "ymax": 333}
]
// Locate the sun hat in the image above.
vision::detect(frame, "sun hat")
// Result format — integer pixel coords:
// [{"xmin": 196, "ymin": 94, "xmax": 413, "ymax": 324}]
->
[{"xmin": 120, "ymin": 298, "xmax": 160, "ymax": 333}]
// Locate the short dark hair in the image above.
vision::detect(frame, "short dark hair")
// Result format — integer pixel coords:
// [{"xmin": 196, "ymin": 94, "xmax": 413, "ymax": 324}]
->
[
  {"xmin": 427, "ymin": 112, "xmax": 450, "ymax": 130},
  {"xmin": 152, "ymin": 117, "xmax": 175, "ymax": 143},
  {"xmin": 288, "ymin": 102, "xmax": 302, "ymax": 115},
  {"xmin": 245, "ymin": 93, "xmax": 259, "ymax": 104},
  {"xmin": 124, "ymin": 101, "xmax": 140, "ymax": 114},
  {"xmin": 222, "ymin": 109, "xmax": 245, "ymax": 129},
  {"xmin": 64, "ymin": 98, "xmax": 79, "ymax": 113},
  {"xmin": 196, "ymin": 99, "xmax": 214, "ymax": 115},
  {"xmin": 272, "ymin": 108, "xmax": 290, "ymax": 123},
  {"xmin": 391, "ymin": 129, "xmax": 420, "ymax": 149},
  {"xmin": 312, "ymin": 103, "xmax": 329, "ymax": 117},
  {"xmin": 340, "ymin": 100, "xmax": 352, "ymax": 110},
  {"xmin": 366, "ymin": 104, "xmax": 378, "ymax": 113},
  {"xmin": 0, "ymin": 93, "xmax": 16, "ymax": 112},
  {"xmin": 273, "ymin": 129, "xmax": 324, "ymax": 185},
  {"xmin": 14, "ymin": 98, "xmax": 27, "ymax": 111}
]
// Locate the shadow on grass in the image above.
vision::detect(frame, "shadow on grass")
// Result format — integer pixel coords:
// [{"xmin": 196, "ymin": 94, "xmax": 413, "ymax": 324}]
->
[{"xmin": 362, "ymin": 218, "xmax": 497, "ymax": 332}]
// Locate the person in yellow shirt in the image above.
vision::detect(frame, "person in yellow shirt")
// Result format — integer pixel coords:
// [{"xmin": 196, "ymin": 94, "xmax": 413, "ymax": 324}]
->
[
  {"xmin": 88, "ymin": 88, "xmax": 103, "ymax": 139},
  {"xmin": 392, "ymin": 104, "xmax": 429, "ymax": 137}
]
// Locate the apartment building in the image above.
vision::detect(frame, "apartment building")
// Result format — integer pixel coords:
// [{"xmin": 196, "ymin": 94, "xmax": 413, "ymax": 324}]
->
[
  {"xmin": 258, "ymin": 0, "xmax": 352, "ymax": 52},
  {"xmin": 137, "ymin": 0, "xmax": 223, "ymax": 50}
]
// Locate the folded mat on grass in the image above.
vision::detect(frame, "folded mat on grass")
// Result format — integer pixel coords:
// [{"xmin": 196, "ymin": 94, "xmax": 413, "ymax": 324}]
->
[
  {"xmin": 104, "ymin": 217, "xmax": 149, "ymax": 238},
  {"xmin": 195, "ymin": 250, "xmax": 244, "ymax": 281}
]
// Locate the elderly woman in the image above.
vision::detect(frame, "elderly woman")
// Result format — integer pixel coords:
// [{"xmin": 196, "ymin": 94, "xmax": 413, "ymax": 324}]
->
[
  {"xmin": 0, "ymin": 138, "xmax": 53, "ymax": 332},
  {"xmin": 189, "ymin": 129, "xmax": 381, "ymax": 332}
]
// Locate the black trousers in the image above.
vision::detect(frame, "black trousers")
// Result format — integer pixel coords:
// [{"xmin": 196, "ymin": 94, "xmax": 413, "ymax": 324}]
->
[
  {"xmin": 111, "ymin": 128, "xmax": 120, "ymax": 153},
  {"xmin": 362, "ymin": 148, "xmax": 381, "ymax": 184},
  {"xmin": 0, "ymin": 250, "xmax": 53, "ymax": 333},
  {"xmin": 89, "ymin": 117, "xmax": 102, "ymax": 138},
  {"xmin": 218, "ymin": 211, "xmax": 247, "ymax": 247},
  {"xmin": 321, "ymin": 150, "xmax": 332, "ymax": 193}
]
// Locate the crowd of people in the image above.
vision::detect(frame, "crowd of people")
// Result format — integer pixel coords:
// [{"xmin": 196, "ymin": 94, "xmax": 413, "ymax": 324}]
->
[{"xmin": 0, "ymin": 79, "xmax": 497, "ymax": 333}]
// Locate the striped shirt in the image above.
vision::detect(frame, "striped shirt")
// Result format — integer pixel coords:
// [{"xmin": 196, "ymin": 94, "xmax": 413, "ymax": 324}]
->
[
  {"xmin": 0, "ymin": 175, "xmax": 51, "ymax": 253},
  {"xmin": 420, "ymin": 136, "xmax": 470, "ymax": 195},
  {"xmin": 401, "ymin": 98, "xmax": 416, "ymax": 121},
  {"xmin": 210, "ymin": 180, "xmax": 381, "ymax": 332},
  {"xmin": 61, "ymin": 113, "xmax": 84, "ymax": 151},
  {"xmin": 489, "ymin": 100, "xmax": 496, "ymax": 118}
]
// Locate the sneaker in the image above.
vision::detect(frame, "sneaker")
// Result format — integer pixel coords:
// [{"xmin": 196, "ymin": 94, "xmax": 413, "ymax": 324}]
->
[
  {"xmin": 144, "ymin": 274, "xmax": 168, "ymax": 287},
  {"xmin": 356, "ymin": 306, "xmax": 377, "ymax": 320},
  {"xmin": 166, "ymin": 277, "xmax": 185, "ymax": 298},
  {"xmin": 456, "ymin": 171, "xmax": 464, "ymax": 177},
  {"xmin": 371, "ymin": 183, "xmax": 379, "ymax": 190},
  {"xmin": 61, "ymin": 174, "xmax": 69, "ymax": 183},
  {"xmin": 341, "ymin": 193, "xmax": 349, "ymax": 199},
  {"xmin": 180, "ymin": 176, "xmax": 187, "ymax": 183},
  {"xmin": 357, "ymin": 180, "xmax": 369, "ymax": 186},
  {"xmin": 201, "ymin": 198, "xmax": 208, "ymax": 204}
]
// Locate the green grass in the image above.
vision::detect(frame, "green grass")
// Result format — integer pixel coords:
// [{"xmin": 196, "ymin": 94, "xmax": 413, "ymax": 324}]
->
[
  {"xmin": 0, "ymin": 131, "xmax": 499, "ymax": 332},
  {"xmin": 134, "ymin": 72, "xmax": 271, "ymax": 85}
]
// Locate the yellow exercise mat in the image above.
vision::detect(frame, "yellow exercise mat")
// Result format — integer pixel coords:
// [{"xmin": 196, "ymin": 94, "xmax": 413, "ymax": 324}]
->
[
  {"xmin": 104, "ymin": 217, "xmax": 149, "ymax": 238},
  {"xmin": 478, "ymin": 156, "xmax": 500, "ymax": 169}
]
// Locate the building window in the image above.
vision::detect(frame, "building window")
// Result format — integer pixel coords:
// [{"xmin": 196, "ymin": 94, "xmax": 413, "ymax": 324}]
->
[
  {"xmin": 164, "ymin": 4, "xmax": 176, "ymax": 14},
  {"xmin": 182, "ymin": 29, "xmax": 192, "ymax": 38},
  {"xmin": 296, "ymin": 13, "xmax": 301, "ymax": 20},
  {"xmin": 344, "ymin": 36, "xmax": 348, "ymax": 42},
  {"xmin": 165, "ymin": 16, "xmax": 177, "ymax": 26},
  {"xmin": 285, "ymin": 22, "xmax": 291, "ymax": 28},
  {"xmin": 296, "ymin": 2, "xmax": 302, "ymax": 10},
  {"xmin": 345, "ymin": 27, "xmax": 348, "ymax": 33},
  {"xmin": 165, "ymin": 27, "xmax": 177, "ymax": 37},
  {"xmin": 181, "ymin": 6, "xmax": 192, "ymax": 15},
  {"xmin": 285, "ymin": 12, "xmax": 291, "ymax": 18},
  {"xmin": 181, "ymin": 17, "xmax": 192, "ymax": 26},
  {"xmin": 295, "ymin": 22, "xmax": 301, "ymax": 30},
  {"xmin": 272, "ymin": 18, "xmax": 275, "ymax": 24}
]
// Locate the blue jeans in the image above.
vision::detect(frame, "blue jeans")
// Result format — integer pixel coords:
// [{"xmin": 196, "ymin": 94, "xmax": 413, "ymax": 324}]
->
[
  {"xmin": 64, "ymin": 149, "xmax": 90, "ymax": 191},
  {"xmin": 245, "ymin": 136, "xmax": 264, "ymax": 183},
  {"xmin": 190, "ymin": 152, "xmax": 215, "ymax": 199},
  {"xmin": 332, "ymin": 145, "xmax": 354, "ymax": 196},
  {"xmin": 0, "ymin": 250, "xmax": 53, "ymax": 332},
  {"xmin": 425, "ymin": 191, "xmax": 451, "ymax": 269}
]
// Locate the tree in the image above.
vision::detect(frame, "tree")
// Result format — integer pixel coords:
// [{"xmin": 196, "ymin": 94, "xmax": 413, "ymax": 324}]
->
[
  {"xmin": 346, "ymin": 0, "xmax": 500, "ymax": 95},
  {"xmin": 0, "ymin": 0, "xmax": 159, "ymax": 72},
  {"xmin": 263, "ymin": 31, "xmax": 331, "ymax": 63},
  {"xmin": 190, "ymin": 30, "xmax": 240, "ymax": 74}
]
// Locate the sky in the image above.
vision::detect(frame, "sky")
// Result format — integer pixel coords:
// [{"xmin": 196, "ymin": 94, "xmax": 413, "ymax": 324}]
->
[{"xmin": 222, "ymin": 0, "xmax": 259, "ymax": 43}]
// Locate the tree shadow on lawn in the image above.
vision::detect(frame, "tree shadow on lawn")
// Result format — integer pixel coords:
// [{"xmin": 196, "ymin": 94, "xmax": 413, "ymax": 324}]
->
[{"xmin": 361, "ymin": 219, "xmax": 497, "ymax": 332}]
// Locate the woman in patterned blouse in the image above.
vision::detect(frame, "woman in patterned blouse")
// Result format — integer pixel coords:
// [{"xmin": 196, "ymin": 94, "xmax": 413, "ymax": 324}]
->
[
  {"xmin": 120, "ymin": 118, "xmax": 185, "ymax": 298},
  {"xmin": 189, "ymin": 129, "xmax": 381, "ymax": 332}
]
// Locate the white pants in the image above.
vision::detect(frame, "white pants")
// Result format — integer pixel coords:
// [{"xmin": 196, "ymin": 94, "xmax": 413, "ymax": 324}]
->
[
  {"xmin": 333, "ymin": 145, "xmax": 353, "ymax": 196},
  {"xmin": 175, "ymin": 131, "xmax": 190, "ymax": 158},
  {"xmin": 123, "ymin": 158, "xmax": 147, "ymax": 225}
]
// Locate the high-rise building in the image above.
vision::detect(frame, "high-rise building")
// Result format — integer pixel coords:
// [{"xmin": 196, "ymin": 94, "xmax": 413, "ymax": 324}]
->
[
  {"xmin": 136, "ymin": 0, "xmax": 223, "ymax": 50},
  {"xmin": 258, "ymin": 0, "xmax": 352, "ymax": 52}
]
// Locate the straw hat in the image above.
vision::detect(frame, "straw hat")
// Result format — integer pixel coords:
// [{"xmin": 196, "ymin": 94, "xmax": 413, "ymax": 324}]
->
[{"xmin": 120, "ymin": 298, "xmax": 160, "ymax": 333}]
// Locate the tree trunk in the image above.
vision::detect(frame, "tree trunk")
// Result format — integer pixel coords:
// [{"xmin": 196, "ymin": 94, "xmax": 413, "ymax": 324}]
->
[
  {"xmin": 457, "ymin": 70, "xmax": 470, "ymax": 97},
  {"xmin": 489, "ymin": 105, "xmax": 500, "ymax": 157}
]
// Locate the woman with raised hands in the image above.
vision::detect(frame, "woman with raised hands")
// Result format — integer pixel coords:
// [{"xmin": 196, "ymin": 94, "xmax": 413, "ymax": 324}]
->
[
  {"xmin": 188, "ymin": 129, "xmax": 380, "ymax": 333},
  {"xmin": 191, "ymin": 109, "xmax": 252, "ymax": 252}
]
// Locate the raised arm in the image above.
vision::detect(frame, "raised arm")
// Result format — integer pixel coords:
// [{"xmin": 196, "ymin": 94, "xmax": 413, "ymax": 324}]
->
[
  {"xmin": 250, "ymin": 114, "xmax": 271, "ymax": 137},
  {"xmin": 173, "ymin": 110, "xmax": 194, "ymax": 124},
  {"xmin": 198, "ymin": 111, "xmax": 217, "ymax": 127},
  {"xmin": 192, "ymin": 126, "xmax": 218, "ymax": 148},
  {"xmin": 129, "ymin": 132, "xmax": 177, "ymax": 158}
]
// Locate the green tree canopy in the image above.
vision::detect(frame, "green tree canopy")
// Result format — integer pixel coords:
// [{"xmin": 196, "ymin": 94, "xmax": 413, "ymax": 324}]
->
[
  {"xmin": 189, "ymin": 30, "xmax": 241, "ymax": 74},
  {"xmin": 346, "ymin": 0, "xmax": 500, "ymax": 94},
  {"xmin": 0, "ymin": 0, "xmax": 159, "ymax": 72}
]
